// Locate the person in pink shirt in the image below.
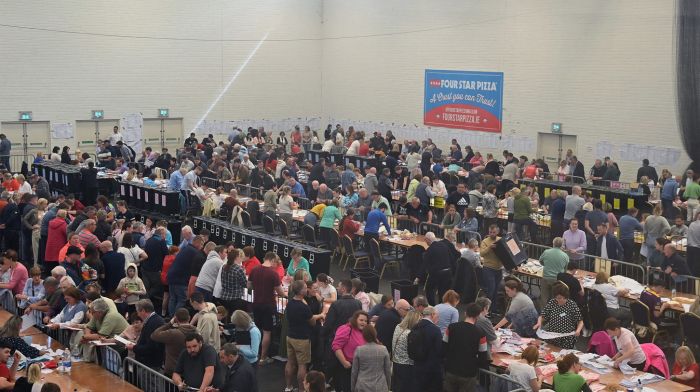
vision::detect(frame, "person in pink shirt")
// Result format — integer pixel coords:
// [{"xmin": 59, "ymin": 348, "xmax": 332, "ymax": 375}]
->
[
  {"xmin": 332, "ymin": 310, "xmax": 368, "ymax": 392},
  {"xmin": 0, "ymin": 250, "xmax": 28, "ymax": 295}
]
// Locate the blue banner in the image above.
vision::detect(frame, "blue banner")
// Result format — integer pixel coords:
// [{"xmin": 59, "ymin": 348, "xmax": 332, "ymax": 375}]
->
[{"xmin": 424, "ymin": 69, "xmax": 504, "ymax": 133}]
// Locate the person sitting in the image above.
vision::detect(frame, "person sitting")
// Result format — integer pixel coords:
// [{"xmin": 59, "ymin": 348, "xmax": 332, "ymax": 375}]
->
[
  {"xmin": 670, "ymin": 215, "xmax": 689, "ymax": 237},
  {"xmin": 604, "ymin": 318, "xmax": 647, "ymax": 371},
  {"xmin": 16, "ymin": 266, "xmax": 44, "ymax": 312},
  {"xmin": 591, "ymin": 271, "xmax": 631, "ymax": 327},
  {"xmin": 533, "ymin": 284, "xmax": 583, "ymax": 349},
  {"xmin": 507, "ymin": 345, "xmax": 542, "ymax": 392},
  {"xmin": 12, "ymin": 362, "xmax": 42, "ymax": 392},
  {"xmin": 440, "ymin": 204, "xmax": 461, "ymax": 230},
  {"xmin": 671, "ymin": 345, "xmax": 700, "ymax": 390},
  {"xmin": 0, "ymin": 315, "xmax": 41, "ymax": 358},
  {"xmin": 494, "ymin": 279, "xmax": 538, "ymax": 338},
  {"xmin": 0, "ymin": 342, "xmax": 20, "ymax": 390},
  {"xmin": 454, "ymin": 207, "xmax": 479, "ymax": 233},
  {"xmin": 661, "ymin": 243, "xmax": 691, "ymax": 287},
  {"xmin": 552, "ymin": 353, "xmax": 590, "ymax": 392}
]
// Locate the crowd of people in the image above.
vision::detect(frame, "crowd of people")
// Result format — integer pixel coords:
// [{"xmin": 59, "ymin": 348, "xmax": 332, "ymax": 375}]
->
[{"xmin": 0, "ymin": 124, "xmax": 694, "ymax": 391}]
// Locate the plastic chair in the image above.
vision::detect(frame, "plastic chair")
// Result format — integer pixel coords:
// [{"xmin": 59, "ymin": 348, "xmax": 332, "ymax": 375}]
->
[
  {"xmin": 369, "ymin": 238, "xmax": 401, "ymax": 279},
  {"xmin": 241, "ymin": 210, "xmax": 263, "ymax": 232}
]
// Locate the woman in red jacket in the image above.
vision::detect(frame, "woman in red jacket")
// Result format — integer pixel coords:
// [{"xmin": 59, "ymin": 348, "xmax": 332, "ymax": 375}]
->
[
  {"xmin": 339, "ymin": 208, "xmax": 361, "ymax": 241},
  {"xmin": 160, "ymin": 245, "xmax": 179, "ymax": 316},
  {"xmin": 44, "ymin": 210, "xmax": 69, "ymax": 273}
]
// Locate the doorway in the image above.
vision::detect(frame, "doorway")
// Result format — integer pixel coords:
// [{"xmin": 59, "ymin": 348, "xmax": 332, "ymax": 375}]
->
[
  {"xmin": 75, "ymin": 119, "xmax": 120, "ymax": 150},
  {"xmin": 537, "ymin": 133, "xmax": 577, "ymax": 169}
]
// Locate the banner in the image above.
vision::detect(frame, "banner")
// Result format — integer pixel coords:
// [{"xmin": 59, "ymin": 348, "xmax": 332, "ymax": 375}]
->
[{"xmin": 424, "ymin": 69, "xmax": 504, "ymax": 133}]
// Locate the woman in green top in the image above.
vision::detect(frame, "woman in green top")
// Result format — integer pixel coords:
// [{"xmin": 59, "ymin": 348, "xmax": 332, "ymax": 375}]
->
[
  {"xmin": 553, "ymin": 353, "xmax": 591, "ymax": 392},
  {"xmin": 319, "ymin": 200, "xmax": 341, "ymax": 245},
  {"xmin": 286, "ymin": 247, "xmax": 310, "ymax": 278},
  {"xmin": 683, "ymin": 177, "xmax": 700, "ymax": 222}
]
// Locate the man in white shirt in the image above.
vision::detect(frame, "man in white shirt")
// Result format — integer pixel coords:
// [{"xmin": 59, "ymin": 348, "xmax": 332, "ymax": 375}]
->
[{"xmin": 109, "ymin": 126, "xmax": 123, "ymax": 145}]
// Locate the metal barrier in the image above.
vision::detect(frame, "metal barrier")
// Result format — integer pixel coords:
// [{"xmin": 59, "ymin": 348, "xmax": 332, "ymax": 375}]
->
[
  {"xmin": 521, "ymin": 241, "xmax": 647, "ymax": 284},
  {"xmin": 456, "ymin": 229, "xmax": 482, "ymax": 244},
  {"xmin": 0, "ymin": 154, "xmax": 35, "ymax": 173},
  {"xmin": 97, "ymin": 345, "xmax": 124, "ymax": 377},
  {"xmin": 295, "ymin": 197, "xmax": 312, "ymax": 210},
  {"xmin": 233, "ymin": 183, "xmax": 264, "ymax": 198},
  {"xmin": 123, "ymin": 357, "xmax": 180, "ymax": 392},
  {"xmin": 200, "ymin": 176, "xmax": 220, "ymax": 189},
  {"xmin": 44, "ymin": 327, "xmax": 74, "ymax": 348},
  {"xmin": 648, "ymin": 268, "xmax": 699, "ymax": 295},
  {"xmin": 480, "ymin": 367, "xmax": 528, "ymax": 392}
]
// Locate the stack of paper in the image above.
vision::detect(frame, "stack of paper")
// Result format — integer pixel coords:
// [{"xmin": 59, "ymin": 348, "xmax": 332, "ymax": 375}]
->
[{"xmin": 619, "ymin": 373, "xmax": 665, "ymax": 388}]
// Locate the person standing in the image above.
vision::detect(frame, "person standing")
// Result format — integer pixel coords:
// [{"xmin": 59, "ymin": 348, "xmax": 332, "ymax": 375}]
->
[
  {"xmin": 688, "ymin": 213, "xmax": 700, "ymax": 277},
  {"xmin": 411, "ymin": 307, "xmax": 444, "ymax": 392},
  {"xmin": 331, "ymin": 310, "xmax": 369, "ymax": 392},
  {"xmin": 248, "ymin": 252, "xmax": 285, "ymax": 365},
  {"xmin": 218, "ymin": 343, "xmax": 257, "ymax": 392},
  {"xmin": 480, "ymin": 225, "xmax": 504, "ymax": 305},
  {"xmin": 604, "ymin": 318, "xmax": 646, "ymax": 371},
  {"xmin": 539, "ymin": 237, "xmax": 570, "ymax": 308},
  {"xmin": 419, "ymin": 232, "xmax": 459, "ymax": 306},
  {"xmin": 167, "ymin": 235, "xmax": 205, "ymax": 315},
  {"xmin": 596, "ymin": 223, "xmax": 624, "ymax": 261},
  {"xmin": 684, "ymin": 176, "xmax": 700, "ymax": 223},
  {"xmin": 151, "ymin": 308, "xmax": 197, "ymax": 376},
  {"xmin": 126, "ymin": 299, "xmax": 164, "ymax": 370},
  {"xmin": 443, "ymin": 303, "xmax": 488, "ymax": 392},
  {"xmin": 284, "ymin": 280, "xmax": 325, "ymax": 392},
  {"xmin": 351, "ymin": 324, "xmax": 391, "ymax": 392},
  {"xmin": 618, "ymin": 208, "xmax": 643, "ymax": 263},
  {"xmin": 563, "ymin": 185, "xmax": 585, "ymax": 228},
  {"xmin": 0, "ymin": 134, "xmax": 11, "ymax": 171}
]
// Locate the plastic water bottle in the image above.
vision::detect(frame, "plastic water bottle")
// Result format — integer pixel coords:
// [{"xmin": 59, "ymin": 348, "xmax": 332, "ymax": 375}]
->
[
  {"xmin": 63, "ymin": 353, "xmax": 72, "ymax": 374},
  {"xmin": 636, "ymin": 378, "xmax": 643, "ymax": 392},
  {"xmin": 672, "ymin": 288, "xmax": 677, "ymax": 298}
]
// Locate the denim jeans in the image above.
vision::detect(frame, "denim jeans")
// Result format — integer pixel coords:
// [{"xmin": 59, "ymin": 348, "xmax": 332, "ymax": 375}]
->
[
  {"xmin": 168, "ymin": 284, "xmax": 187, "ymax": 315},
  {"xmin": 482, "ymin": 267, "xmax": 503, "ymax": 304}
]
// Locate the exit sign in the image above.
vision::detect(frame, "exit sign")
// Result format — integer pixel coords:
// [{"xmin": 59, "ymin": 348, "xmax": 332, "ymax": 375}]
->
[
  {"xmin": 18, "ymin": 111, "xmax": 32, "ymax": 121},
  {"xmin": 158, "ymin": 108, "xmax": 170, "ymax": 118},
  {"xmin": 92, "ymin": 110, "xmax": 104, "ymax": 120},
  {"xmin": 551, "ymin": 122, "xmax": 562, "ymax": 133}
]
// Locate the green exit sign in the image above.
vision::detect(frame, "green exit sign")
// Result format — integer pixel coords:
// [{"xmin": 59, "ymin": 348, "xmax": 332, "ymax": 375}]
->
[
  {"xmin": 92, "ymin": 110, "xmax": 104, "ymax": 120},
  {"xmin": 158, "ymin": 108, "xmax": 170, "ymax": 118},
  {"xmin": 551, "ymin": 122, "xmax": 562, "ymax": 133},
  {"xmin": 18, "ymin": 111, "xmax": 32, "ymax": 121}
]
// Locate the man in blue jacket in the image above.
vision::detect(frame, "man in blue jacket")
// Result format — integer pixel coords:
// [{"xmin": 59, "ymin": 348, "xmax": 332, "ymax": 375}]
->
[
  {"xmin": 364, "ymin": 203, "xmax": 391, "ymax": 247},
  {"xmin": 168, "ymin": 235, "xmax": 205, "ymax": 315}
]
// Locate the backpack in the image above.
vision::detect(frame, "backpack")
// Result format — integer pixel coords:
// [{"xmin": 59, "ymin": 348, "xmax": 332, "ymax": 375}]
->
[{"xmin": 406, "ymin": 325, "xmax": 428, "ymax": 362}]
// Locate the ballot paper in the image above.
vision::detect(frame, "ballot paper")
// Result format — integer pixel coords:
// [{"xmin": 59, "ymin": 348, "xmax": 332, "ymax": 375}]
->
[
  {"xmin": 59, "ymin": 325, "xmax": 82, "ymax": 331},
  {"xmin": 90, "ymin": 340, "xmax": 116, "ymax": 346},
  {"xmin": 683, "ymin": 303, "xmax": 691, "ymax": 312},
  {"xmin": 618, "ymin": 361, "xmax": 637, "ymax": 375},
  {"xmin": 114, "ymin": 335, "xmax": 134, "ymax": 345},
  {"xmin": 619, "ymin": 372, "xmax": 665, "ymax": 388},
  {"xmin": 536, "ymin": 329, "xmax": 575, "ymax": 340},
  {"xmin": 20, "ymin": 314, "xmax": 35, "ymax": 332}
]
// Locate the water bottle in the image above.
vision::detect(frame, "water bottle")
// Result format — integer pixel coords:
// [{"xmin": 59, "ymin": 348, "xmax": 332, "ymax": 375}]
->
[
  {"xmin": 63, "ymin": 353, "xmax": 72, "ymax": 374},
  {"xmin": 636, "ymin": 378, "xmax": 643, "ymax": 392},
  {"xmin": 672, "ymin": 288, "xmax": 677, "ymax": 299}
]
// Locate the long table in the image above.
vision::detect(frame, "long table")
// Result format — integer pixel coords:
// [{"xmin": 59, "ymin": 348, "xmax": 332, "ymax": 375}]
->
[
  {"xmin": 33, "ymin": 161, "xmax": 83, "ymax": 195},
  {"xmin": 0, "ymin": 311, "xmax": 141, "ymax": 392},
  {"xmin": 119, "ymin": 181, "xmax": 180, "ymax": 215},
  {"xmin": 521, "ymin": 178, "xmax": 649, "ymax": 214},
  {"xmin": 193, "ymin": 216, "xmax": 332, "ymax": 277},
  {"xmin": 491, "ymin": 341, "xmax": 693, "ymax": 391}
]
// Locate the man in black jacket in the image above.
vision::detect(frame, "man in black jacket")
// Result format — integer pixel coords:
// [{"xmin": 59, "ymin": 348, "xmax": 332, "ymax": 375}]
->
[
  {"xmin": 413, "ymin": 306, "xmax": 444, "ymax": 392},
  {"xmin": 219, "ymin": 343, "xmax": 257, "ymax": 392},
  {"xmin": 128, "ymin": 299, "xmax": 165, "ymax": 370},
  {"xmin": 596, "ymin": 223, "xmax": 624, "ymax": 261},
  {"xmin": 571, "ymin": 156, "xmax": 586, "ymax": 183},
  {"xmin": 323, "ymin": 280, "xmax": 361, "ymax": 339},
  {"xmin": 375, "ymin": 299, "xmax": 410, "ymax": 354},
  {"xmin": 637, "ymin": 159, "xmax": 659, "ymax": 184},
  {"xmin": 142, "ymin": 227, "xmax": 168, "ymax": 301},
  {"xmin": 419, "ymin": 232, "xmax": 460, "ymax": 305}
]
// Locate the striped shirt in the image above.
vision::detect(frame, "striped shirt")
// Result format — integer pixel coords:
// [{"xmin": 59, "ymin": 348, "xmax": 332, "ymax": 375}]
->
[{"xmin": 78, "ymin": 230, "xmax": 100, "ymax": 248}]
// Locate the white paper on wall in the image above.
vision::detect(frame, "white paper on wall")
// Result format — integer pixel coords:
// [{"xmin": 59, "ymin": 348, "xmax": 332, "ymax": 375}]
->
[
  {"xmin": 121, "ymin": 113, "xmax": 144, "ymax": 155},
  {"xmin": 51, "ymin": 123, "xmax": 74, "ymax": 139}
]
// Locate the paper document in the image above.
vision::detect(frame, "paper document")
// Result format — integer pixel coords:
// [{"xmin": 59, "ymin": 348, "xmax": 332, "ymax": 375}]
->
[
  {"xmin": 90, "ymin": 340, "xmax": 116, "ymax": 346},
  {"xmin": 114, "ymin": 335, "xmax": 134, "ymax": 345},
  {"xmin": 20, "ymin": 314, "xmax": 35, "ymax": 332},
  {"xmin": 60, "ymin": 325, "xmax": 82, "ymax": 331},
  {"xmin": 536, "ymin": 329, "xmax": 575, "ymax": 340}
]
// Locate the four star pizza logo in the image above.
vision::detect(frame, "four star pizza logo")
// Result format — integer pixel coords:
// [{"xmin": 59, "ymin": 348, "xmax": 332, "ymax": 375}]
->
[{"xmin": 429, "ymin": 79, "xmax": 441, "ymax": 87}]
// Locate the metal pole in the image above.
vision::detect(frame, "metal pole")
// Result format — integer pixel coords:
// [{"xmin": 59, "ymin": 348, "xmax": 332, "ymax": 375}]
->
[
  {"xmin": 94, "ymin": 120, "xmax": 100, "ymax": 146},
  {"xmin": 22, "ymin": 122, "xmax": 28, "ymax": 164},
  {"xmin": 161, "ymin": 119, "xmax": 165, "ymax": 150}
]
